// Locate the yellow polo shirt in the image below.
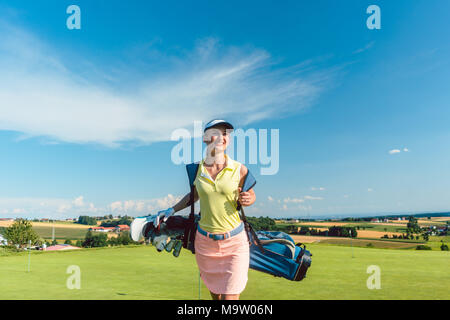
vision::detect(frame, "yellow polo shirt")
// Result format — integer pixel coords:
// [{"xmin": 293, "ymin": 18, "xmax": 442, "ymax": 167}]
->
[{"xmin": 194, "ymin": 155, "xmax": 242, "ymax": 233}]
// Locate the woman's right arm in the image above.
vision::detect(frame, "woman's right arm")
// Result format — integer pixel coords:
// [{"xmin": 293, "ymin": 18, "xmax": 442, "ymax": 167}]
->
[{"xmin": 172, "ymin": 188, "xmax": 199, "ymax": 213}]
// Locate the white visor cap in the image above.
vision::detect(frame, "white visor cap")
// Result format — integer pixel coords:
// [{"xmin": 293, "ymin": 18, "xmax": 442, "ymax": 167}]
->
[{"xmin": 203, "ymin": 119, "xmax": 234, "ymax": 132}]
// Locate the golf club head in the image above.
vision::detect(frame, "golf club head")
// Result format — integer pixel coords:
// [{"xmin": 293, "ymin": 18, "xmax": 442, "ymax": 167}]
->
[
  {"xmin": 153, "ymin": 235, "xmax": 169, "ymax": 252},
  {"xmin": 165, "ymin": 238, "xmax": 176, "ymax": 252},
  {"xmin": 172, "ymin": 240, "xmax": 183, "ymax": 257}
]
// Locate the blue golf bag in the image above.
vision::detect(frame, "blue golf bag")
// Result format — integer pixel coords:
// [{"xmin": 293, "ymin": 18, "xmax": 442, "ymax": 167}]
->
[
  {"xmin": 249, "ymin": 231, "xmax": 312, "ymax": 281},
  {"xmin": 184, "ymin": 162, "xmax": 312, "ymax": 281}
]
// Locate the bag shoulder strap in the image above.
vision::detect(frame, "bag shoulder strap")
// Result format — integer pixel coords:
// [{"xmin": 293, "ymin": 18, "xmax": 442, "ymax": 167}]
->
[
  {"xmin": 186, "ymin": 162, "xmax": 200, "ymax": 217},
  {"xmin": 236, "ymin": 169, "xmax": 264, "ymax": 253},
  {"xmin": 186, "ymin": 162, "xmax": 200, "ymax": 187},
  {"xmin": 183, "ymin": 162, "xmax": 200, "ymax": 250},
  {"xmin": 241, "ymin": 169, "xmax": 256, "ymax": 193}
]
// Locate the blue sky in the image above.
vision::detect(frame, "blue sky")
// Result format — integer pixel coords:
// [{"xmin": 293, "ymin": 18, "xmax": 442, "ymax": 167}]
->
[{"xmin": 0, "ymin": 0, "xmax": 449, "ymax": 219}]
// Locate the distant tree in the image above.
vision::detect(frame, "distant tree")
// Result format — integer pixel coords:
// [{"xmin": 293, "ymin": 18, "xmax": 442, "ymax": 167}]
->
[
  {"xmin": 117, "ymin": 231, "xmax": 133, "ymax": 245},
  {"xmin": 100, "ymin": 215, "xmax": 132, "ymax": 228},
  {"xmin": 64, "ymin": 239, "xmax": 73, "ymax": 245},
  {"xmin": 440, "ymin": 243, "xmax": 449, "ymax": 251},
  {"xmin": 416, "ymin": 245, "xmax": 432, "ymax": 250},
  {"xmin": 328, "ymin": 226, "xmax": 357, "ymax": 238},
  {"xmin": 52, "ymin": 239, "xmax": 58, "ymax": 245},
  {"xmin": 4, "ymin": 219, "xmax": 39, "ymax": 249},
  {"xmin": 76, "ymin": 216, "xmax": 97, "ymax": 226},
  {"xmin": 75, "ymin": 240, "xmax": 82, "ymax": 247},
  {"xmin": 407, "ymin": 216, "xmax": 421, "ymax": 233},
  {"xmin": 108, "ymin": 237, "xmax": 119, "ymax": 246},
  {"xmin": 82, "ymin": 231, "xmax": 108, "ymax": 248},
  {"xmin": 298, "ymin": 226, "xmax": 310, "ymax": 235},
  {"xmin": 247, "ymin": 216, "xmax": 276, "ymax": 231}
]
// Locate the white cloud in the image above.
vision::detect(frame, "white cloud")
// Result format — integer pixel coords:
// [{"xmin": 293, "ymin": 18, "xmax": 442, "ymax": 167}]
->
[
  {"xmin": 72, "ymin": 196, "xmax": 85, "ymax": 207},
  {"xmin": 283, "ymin": 197, "xmax": 305, "ymax": 203},
  {"xmin": 353, "ymin": 41, "xmax": 375, "ymax": 54},
  {"xmin": 57, "ymin": 204, "xmax": 72, "ymax": 213},
  {"xmin": 367, "ymin": 188, "xmax": 373, "ymax": 192},
  {"xmin": 110, "ymin": 201, "xmax": 123, "ymax": 212},
  {"xmin": 88, "ymin": 203, "xmax": 98, "ymax": 213},
  {"xmin": 267, "ymin": 196, "xmax": 274, "ymax": 202},
  {"xmin": 108, "ymin": 194, "xmax": 181, "ymax": 215},
  {"xmin": 0, "ymin": 21, "xmax": 331, "ymax": 147},
  {"xmin": 0, "ymin": 194, "xmax": 183, "ymax": 219},
  {"xmin": 124, "ymin": 200, "xmax": 136, "ymax": 211},
  {"xmin": 136, "ymin": 201, "xmax": 146, "ymax": 212},
  {"xmin": 389, "ymin": 148, "xmax": 409, "ymax": 155},
  {"xmin": 304, "ymin": 195, "xmax": 324, "ymax": 201},
  {"xmin": 311, "ymin": 187, "xmax": 325, "ymax": 191},
  {"xmin": 155, "ymin": 194, "xmax": 179, "ymax": 209}
]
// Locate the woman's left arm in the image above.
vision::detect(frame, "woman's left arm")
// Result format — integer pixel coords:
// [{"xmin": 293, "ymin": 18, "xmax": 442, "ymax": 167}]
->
[{"xmin": 238, "ymin": 164, "xmax": 256, "ymax": 207}]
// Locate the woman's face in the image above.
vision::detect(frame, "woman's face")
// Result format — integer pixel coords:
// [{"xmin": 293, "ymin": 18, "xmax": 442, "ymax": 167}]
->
[{"xmin": 204, "ymin": 125, "xmax": 231, "ymax": 153}]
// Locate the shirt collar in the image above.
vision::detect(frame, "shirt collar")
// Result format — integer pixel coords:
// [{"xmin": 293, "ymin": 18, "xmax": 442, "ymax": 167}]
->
[
  {"xmin": 200, "ymin": 154, "xmax": 234, "ymax": 182},
  {"xmin": 201, "ymin": 154, "xmax": 233, "ymax": 170}
]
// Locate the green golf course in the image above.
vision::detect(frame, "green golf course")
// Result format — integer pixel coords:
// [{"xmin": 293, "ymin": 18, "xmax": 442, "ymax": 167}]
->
[{"xmin": 1, "ymin": 244, "xmax": 448, "ymax": 300}]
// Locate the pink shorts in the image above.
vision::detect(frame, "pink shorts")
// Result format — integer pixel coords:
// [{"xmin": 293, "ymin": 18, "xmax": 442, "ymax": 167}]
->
[{"xmin": 194, "ymin": 226, "xmax": 250, "ymax": 295}]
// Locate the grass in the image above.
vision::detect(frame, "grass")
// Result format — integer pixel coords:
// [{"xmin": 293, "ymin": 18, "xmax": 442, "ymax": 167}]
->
[{"xmin": 0, "ymin": 243, "xmax": 449, "ymax": 300}]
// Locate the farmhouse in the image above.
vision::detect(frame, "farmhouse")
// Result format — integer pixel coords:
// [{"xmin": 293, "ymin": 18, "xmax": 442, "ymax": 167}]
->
[
  {"xmin": 89, "ymin": 226, "xmax": 116, "ymax": 232},
  {"xmin": 115, "ymin": 225, "xmax": 130, "ymax": 232}
]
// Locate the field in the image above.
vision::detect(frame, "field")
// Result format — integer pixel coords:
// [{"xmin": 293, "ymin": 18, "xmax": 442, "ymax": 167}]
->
[
  {"xmin": 0, "ymin": 244, "xmax": 449, "ymax": 300},
  {"xmin": 0, "ymin": 221, "xmax": 90, "ymax": 241},
  {"xmin": 279, "ymin": 216, "xmax": 449, "ymax": 245},
  {"xmin": 291, "ymin": 235, "xmax": 426, "ymax": 249}
]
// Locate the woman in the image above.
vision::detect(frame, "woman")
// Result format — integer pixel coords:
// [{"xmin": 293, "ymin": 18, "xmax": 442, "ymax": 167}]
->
[{"xmin": 158, "ymin": 119, "xmax": 256, "ymax": 300}]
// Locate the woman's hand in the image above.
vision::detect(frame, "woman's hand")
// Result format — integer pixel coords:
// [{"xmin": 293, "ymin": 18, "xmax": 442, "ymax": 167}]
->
[
  {"xmin": 153, "ymin": 207, "xmax": 175, "ymax": 227},
  {"xmin": 238, "ymin": 187, "xmax": 255, "ymax": 207}
]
